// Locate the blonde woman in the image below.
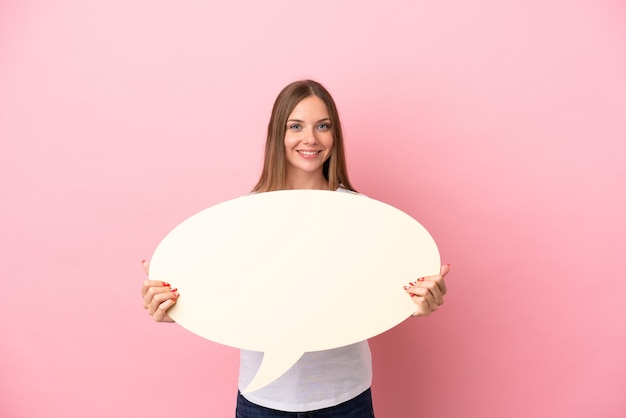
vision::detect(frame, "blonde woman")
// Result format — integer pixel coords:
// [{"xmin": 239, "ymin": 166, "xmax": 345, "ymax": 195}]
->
[{"xmin": 141, "ymin": 80, "xmax": 450, "ymax": 417}]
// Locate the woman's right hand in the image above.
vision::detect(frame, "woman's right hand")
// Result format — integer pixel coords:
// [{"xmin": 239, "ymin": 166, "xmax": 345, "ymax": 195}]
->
[{"xmin": 141, "ymin": 260, "xmax": 179, "ymax": 322}]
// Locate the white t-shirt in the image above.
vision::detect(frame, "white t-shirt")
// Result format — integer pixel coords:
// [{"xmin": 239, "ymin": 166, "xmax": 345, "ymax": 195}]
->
[
  {"xmin": 238, "ymin": 342, "xmax": 372, "ymax": 411},
  {"xmin": 238, "ymin": 186, "xmax": 372, "ymax": 412}
]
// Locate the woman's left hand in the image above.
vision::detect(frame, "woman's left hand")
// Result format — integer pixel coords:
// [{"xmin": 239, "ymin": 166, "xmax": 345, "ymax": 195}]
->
[{"xmin": 404, "ymin": 264, "xmax": 450, "ymax": 317}]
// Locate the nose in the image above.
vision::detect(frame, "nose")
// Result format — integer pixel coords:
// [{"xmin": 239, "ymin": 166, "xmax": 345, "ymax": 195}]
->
[{"xmin": 303, "ymin": 127, "xmax": 319, "ymax": 144}]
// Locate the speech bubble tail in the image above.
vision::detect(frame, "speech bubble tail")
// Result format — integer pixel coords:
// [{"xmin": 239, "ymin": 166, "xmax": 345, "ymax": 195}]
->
[{"xmin": 241, "ymin": 350, "xmax": 305, "ymax": 394}]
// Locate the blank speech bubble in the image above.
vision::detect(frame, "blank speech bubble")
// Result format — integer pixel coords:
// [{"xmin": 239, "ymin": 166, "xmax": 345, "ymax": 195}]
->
[{"xmin": 149, "ymin": 190, "xmax": 440, "ymax": 393}]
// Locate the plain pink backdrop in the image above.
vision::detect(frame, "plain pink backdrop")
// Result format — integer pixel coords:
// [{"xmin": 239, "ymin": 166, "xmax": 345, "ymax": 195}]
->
[{"xmin": 1, "ymin": 1, "xmax": 625, "ymax": 417}]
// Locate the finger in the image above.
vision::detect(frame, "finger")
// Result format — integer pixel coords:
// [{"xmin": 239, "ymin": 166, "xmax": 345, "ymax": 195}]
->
[
  {"xmin": 428, "ymin": 280, "xmax": 445, "ymax": 305},
  {"xmin": 410, "ymin": 279, "xmax": 444, "ymax": 305},
  {"xmin": 153, "ymin": 298, "xmax": 177, "ymax": 322},
  {"xmin": 143, "ymin": 284, "xmax": 174, "ymax": 309},
  {"xmin": 436, "ymin": 276, "xmax": 448, "ymax": 295},
  {"xmin": 148, "ymin": 294, "xmax": 178, "ymax": 318},
  {"xmin": 422, "ymin": 267, "xmax": 449, "ymax": 296},
  {"xmin": 425, "ymin": 274, "xmax": 447, "ymax": 299},
  {"xmin": 142, "ymin": 259, "xmax": 150, "ymax": 275},
  {"xmin": 437, "ymin": 264, "xmax": 450, "ymax": 294},
  {"xmin": 409, "ymin": 294, "xmax": 433, "ymax": 317},
  {"xmin": 146, "ymin": 288, "xmax": 179, "ymax": 315},
  {"xmin": 141, "ymin": 280, "xmax": 171, "ymax": 299},
  {"xmin": 440, "ymin": 263, "xmax": 451, "ymax": 278},
  {"xmin": 405, "ymin": 286, "xmax": 437, "ymax": 311}
]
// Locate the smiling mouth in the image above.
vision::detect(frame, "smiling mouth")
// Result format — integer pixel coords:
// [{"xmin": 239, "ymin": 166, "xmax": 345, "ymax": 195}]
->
[{"xmin": 297, "ymin": 150, "xmax": 322, "ymax": 156}]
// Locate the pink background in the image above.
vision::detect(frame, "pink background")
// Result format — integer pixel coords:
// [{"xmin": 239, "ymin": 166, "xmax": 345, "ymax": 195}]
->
[{"xmin": 1, "ymin": 1, "xmax": 625, "ymax": 417}]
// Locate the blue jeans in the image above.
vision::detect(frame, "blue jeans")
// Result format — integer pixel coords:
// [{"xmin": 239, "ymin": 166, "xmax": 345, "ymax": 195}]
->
[{"xmin": 235, "ymin": 388, "xmax": 375, "ymax": 418}]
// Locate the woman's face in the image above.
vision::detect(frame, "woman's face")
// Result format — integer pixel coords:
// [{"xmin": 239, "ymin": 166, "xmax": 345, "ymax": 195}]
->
[{"xmin": 283, "ymin": 95, "xmax": 334, "ymax": 180}]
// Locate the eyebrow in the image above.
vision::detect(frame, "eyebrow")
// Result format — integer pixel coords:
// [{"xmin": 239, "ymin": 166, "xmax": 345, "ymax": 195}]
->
[{"xmin": 286, "ymin": 118, "xmax": 331, "ymax": 123}]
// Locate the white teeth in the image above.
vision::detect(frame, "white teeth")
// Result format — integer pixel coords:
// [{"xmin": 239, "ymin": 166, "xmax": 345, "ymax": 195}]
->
[{"xmin": 299, "ymin": 151, "xmax": 319, "ymax": 156}]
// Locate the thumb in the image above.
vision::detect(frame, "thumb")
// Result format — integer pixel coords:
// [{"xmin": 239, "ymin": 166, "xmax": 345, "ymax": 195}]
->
[
  {"xmin": 142, "ymin": 259, "xmax": 150, "ymax": 275},
  {"xmin": 440, "ymin": 263, "xmax": 451, "ymax": 277}
]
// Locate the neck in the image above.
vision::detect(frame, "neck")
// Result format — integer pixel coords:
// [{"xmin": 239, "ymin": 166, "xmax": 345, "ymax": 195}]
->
[{"xmin": 284, "ymin": 171, "xmax": 329, "ymax": 190}]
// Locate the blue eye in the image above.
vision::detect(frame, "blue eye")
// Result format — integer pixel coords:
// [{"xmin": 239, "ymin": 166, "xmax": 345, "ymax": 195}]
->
[
  {"xmin": 288, "ymin": 123, "xmax": 302, "ymax": 131},
  {"xmin": 317, "ymin": 123, "xmax": 330, "ymax": 131}
]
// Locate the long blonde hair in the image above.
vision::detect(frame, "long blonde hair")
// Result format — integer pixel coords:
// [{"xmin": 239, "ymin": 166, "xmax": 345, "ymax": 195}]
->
[{"xmin": 252, "ymin": 80, "xmax": 356, "ymax": 193}]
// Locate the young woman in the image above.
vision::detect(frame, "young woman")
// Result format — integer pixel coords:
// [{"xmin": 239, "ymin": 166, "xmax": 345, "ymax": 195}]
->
[{"xmin": 141, "ymin": 80, "xmax": 450, "ymax": 417}]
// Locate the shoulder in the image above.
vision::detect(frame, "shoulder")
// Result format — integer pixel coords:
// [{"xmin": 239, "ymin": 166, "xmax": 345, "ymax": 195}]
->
[{"xmin": 336, "ymin": 185, "xmax": 366, "ymax": 197}]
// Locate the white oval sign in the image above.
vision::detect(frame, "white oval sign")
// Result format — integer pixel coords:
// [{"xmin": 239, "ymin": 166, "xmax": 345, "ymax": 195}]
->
[{"xmin": 149, "ymin": 190, "xmax": 440, "ymax": 393}]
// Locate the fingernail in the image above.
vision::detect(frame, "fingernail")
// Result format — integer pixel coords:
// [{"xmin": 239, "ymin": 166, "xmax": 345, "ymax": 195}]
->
[
  {"xmin": 417, "ymin": 277, "xmax": 425, "ymax": 282},
  {"xmin": 404, "ymin": 285, "xmax": 410, "ymax": 290},
  {"xmin": 409, "ymin": 282, "xmax": 416, "ymax": 286},
  {"xmin": 141, "ymin": 259, "xmax": 146, "ymax": 265},
  {"xmin": 162, "ymin": 282, "xmax": 171, "ymax": 287},
  {"xmin": 446, "ymin": 263, "xmax": 451, "ymax": 268}
]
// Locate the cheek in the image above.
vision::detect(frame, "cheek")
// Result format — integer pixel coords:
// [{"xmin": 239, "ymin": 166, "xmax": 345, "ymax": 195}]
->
[
  {"xmin": 325, "ymin": 135, "xmax": 334, "ymax": 150},
  {"xmin": 283, "ymin": 133, "xmax": 297, "ymax": 149}
]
